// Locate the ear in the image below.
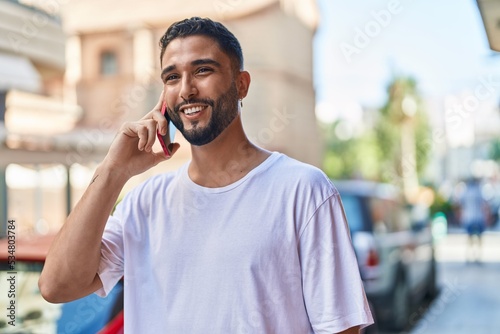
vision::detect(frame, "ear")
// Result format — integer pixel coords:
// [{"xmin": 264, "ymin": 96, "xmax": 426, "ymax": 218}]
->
[{"xmin": 236, "ymin": 70, "xmax": 251, "ymax": 99}]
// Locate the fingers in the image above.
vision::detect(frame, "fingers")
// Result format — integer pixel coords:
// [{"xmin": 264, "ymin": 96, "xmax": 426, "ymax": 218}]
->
[
  {"xmin": 122, "ymin": 119, "xmax": 180, "ymax": 156},
  {"xmin": 154, "ymin": 89, "xmax": 165, "ymax": 111},
  {"xmin": 137, "ymin": 121, "xmax": 157, "ymax": 152},
  {"xmin": 153, "ymin": 110, "xmax": 168, "ymax": 136},
  {"xmin": 122, "ymin": 119, "xmax": 157, "ymax": 152},
  {"xmin": 150, "ymin": 142, "xmax": 181, "ymax": 165},
  {"xmin": 141, "ymin": 91, "xmax": 168, "ymax": 135},
  {"xmin": 120, "ymin": 90, "xmax": 177, "ymax": 153},
  {"xmin": 157, "ymin": 142, "xmax": 180, "ymax": 158},
  {"xmin": 139, "ymin": 110, "xmax": 167, "ymax": 136}
]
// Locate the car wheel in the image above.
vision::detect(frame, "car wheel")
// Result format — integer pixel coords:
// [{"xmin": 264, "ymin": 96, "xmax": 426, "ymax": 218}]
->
[
  {"xmin": 390, "ymin": 276, "xmax": 410, "ymax": 331},
  {"xmin": 425, "ymin": 254, "xmax": 439, "ymax": 300}
]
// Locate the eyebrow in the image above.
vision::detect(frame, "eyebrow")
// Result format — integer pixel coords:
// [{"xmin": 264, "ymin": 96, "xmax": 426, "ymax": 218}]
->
[
  {"xmin": 191, "ymin": 58, "xmax": 221, "ymax": 68},
  {"xmin": 160, "ymin": 58, "xmax": 222, "ymax": 80}
]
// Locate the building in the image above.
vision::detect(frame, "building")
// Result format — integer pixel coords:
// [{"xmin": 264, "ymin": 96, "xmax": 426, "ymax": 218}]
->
[
  {"xmin": 60, "ymin": 0, "xmax": 322, "ymax": 168},
  {"xmin": 0, "ymin": 0, "xmax": 89, "ymax": 235},
  {"xmin": 1, "ymin": 0, "xmax": 323, "ymax": 234}
]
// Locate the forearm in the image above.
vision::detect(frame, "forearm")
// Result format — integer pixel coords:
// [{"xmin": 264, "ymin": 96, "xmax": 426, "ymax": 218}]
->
[
  {"xmin": 337, "ymin": 325, "xmax": 360, "ymax": 334},
  {"xmin": 39, "ymin": 162, "xmax": 128, "ymax": 303}
]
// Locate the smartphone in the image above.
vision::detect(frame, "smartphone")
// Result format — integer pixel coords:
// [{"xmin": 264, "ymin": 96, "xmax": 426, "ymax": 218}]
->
[{"xmin": 157, "ymin": 101, "xmax": 176, "ymax": 157}]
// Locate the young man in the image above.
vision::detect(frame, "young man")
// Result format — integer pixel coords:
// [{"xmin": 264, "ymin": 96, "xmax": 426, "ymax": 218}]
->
[
  {"xmin": 39, "ymin": 17, "xmax": 373, "ymax": 333},
  {"xmin": 458, "ymin": 178, "xmax": 489, "ymax": 262}
]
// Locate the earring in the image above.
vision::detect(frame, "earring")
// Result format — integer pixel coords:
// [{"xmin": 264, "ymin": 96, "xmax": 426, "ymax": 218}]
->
[{"xmin": 239, "ymin": 99, "xmax": 243, "ymax": 108}]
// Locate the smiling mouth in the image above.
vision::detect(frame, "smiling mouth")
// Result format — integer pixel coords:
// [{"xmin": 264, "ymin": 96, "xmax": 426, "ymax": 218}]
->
[{"xmin": 182, "ymin": 105, "xmax": 207, "ymax": 116}]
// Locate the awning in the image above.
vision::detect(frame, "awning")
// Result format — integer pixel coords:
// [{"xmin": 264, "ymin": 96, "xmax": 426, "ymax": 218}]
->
[
  {"xmin": 0, "ymin": 53, "xmax": 41, "ymax": 93},
  {"xmin": 0, "ymin": 129, "xmax": 115, "ymax": 168}
]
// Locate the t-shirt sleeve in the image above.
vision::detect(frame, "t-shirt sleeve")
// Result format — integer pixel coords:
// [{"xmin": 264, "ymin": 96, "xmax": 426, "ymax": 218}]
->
[
  {"xmin": 299, "ymin": 192, "xmax": 374, "ymax": 333},
  {"xmin": 95, "ymin": 215, "xmax": 125, "ymax": 297}
]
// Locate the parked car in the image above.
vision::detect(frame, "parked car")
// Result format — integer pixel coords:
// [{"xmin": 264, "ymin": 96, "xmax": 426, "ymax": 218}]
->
[
  {"xmin": 334, "ymin": 180, "xmax": 437, "ymax": 331},
  {"xmin": 0, "ymin": 233, "xmax": 123, "ymax": 333}
]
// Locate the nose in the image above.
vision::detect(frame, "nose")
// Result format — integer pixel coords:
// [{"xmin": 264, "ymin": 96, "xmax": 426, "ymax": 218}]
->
[{"xmin": 179, "ymin": 75, "xmax": 198, "ymax": 102}]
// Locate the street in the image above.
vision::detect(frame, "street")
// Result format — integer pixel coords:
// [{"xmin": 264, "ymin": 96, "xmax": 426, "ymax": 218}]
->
[{"xmin": 406, "ymin": 231, "xmax": 500, "ymax": 334}]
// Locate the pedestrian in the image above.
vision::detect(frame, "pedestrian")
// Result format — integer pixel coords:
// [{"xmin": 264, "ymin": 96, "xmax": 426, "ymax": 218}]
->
[
  {"xmin": 458, "ymin": 178, "xmax": 489, "ymax": 262},
  {"xmin": 39, "ymin": 17, "xmax": 373, "ymax": 333}
]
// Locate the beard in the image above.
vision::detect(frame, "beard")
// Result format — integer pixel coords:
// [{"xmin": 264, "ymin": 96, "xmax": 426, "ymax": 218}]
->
[{"xmin": 166, "ymin": 81, "xmax": 239, "ymax": 146}]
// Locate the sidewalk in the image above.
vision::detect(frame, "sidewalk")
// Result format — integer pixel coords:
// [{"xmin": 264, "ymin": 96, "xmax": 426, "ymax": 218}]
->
[
  {"xmin": 435, "ymin": 229, "xmax": 500, "ymax": 263},
  {"xmin": 409, "ymin": 233, "xmax": 500, "ymax": 334}
]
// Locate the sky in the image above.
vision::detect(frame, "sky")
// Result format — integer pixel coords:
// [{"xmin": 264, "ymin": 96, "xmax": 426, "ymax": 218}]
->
[{"xmin": 313, "ymin": 0, "xmax": 500, "ymax": 123}]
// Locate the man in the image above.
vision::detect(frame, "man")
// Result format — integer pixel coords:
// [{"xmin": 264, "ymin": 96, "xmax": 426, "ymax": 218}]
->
[
  {"xmin": 457, "ymin": 178, "xmax": 489, "ymax": 262},
  {"xmin": 39, "ymin": 17, "xmax": 373, "ymax": 333}
]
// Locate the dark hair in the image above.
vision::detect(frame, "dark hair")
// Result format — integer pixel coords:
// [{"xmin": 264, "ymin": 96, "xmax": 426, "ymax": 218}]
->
[{"xmin": 159, "ymin": 17, "xmax": 244, "ymax": 71}]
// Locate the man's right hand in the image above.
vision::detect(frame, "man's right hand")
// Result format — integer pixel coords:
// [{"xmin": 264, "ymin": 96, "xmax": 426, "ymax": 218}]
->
[{"xmin": 103, "ymin": 93, "xmax": 180, "ymax": 180}]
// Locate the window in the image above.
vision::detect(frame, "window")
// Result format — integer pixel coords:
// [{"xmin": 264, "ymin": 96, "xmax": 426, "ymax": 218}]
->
[
  {"xmin": 100, "ymin": 51, "xmax": 118, "ymax": 76},
  {"xmin": 369, "ymin": 198, "xmax": 394, "ymax": 233},
  {"xmin": 369, "ymin": 198, "xmax": 410, "ymax": 233},
  {"xmin": 341, "ymin": 195, "xmax": 365, "ymax": 233}
]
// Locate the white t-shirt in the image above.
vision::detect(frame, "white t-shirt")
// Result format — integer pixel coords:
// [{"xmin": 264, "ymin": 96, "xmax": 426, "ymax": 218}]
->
[{"xmin": 96, "ymin": 152, "xmax": 373, "ymax": 333}]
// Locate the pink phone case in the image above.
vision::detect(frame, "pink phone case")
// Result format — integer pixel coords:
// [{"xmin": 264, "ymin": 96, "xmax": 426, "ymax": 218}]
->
[{"xmin": 157, "ymin": 102, "xmax": 173, "ymax": 157}]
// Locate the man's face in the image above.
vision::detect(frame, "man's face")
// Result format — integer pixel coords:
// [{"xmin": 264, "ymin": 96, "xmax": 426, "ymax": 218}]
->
[{"xmin": 160, "ymin": 35, "xmax": 240, "ymax": 146}]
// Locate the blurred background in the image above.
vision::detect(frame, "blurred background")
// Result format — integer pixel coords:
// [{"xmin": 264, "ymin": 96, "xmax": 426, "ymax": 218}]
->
[{"xmin": 1, "ymin": 0, "xmax": 500, "ymax": 333}]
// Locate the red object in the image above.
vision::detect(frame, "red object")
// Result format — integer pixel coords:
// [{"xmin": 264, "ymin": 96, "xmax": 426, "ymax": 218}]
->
[
  {"xmin": 156, "ymin": 101, "xmax": 173, "ymax": 157},
  {"xmin": 366, "ymin": 248, "xmax": 380, "ymax": 267},
  {"xmin": 0, "ymin": 233, "xmax": 125, "ymax": 334},
  {"xmin": 0, "ymin": 233, "xmax": 56, "ymax": 263},
  {"xmin": 99, "ymin": 310, "xmax": 124, "ymax": 334}
]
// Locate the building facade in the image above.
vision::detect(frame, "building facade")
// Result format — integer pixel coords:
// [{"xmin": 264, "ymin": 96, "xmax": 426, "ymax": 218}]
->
[
  {"xmin": 0, "ymin": 0, "xmax": 85, "ymax": 235},
  {"xmin": 1, "ymin": 0, "xmax": 323, "ymax": 233},
  {"xmin": 60, "ymin": 0, "xmax": 323, "ymax": 171}
]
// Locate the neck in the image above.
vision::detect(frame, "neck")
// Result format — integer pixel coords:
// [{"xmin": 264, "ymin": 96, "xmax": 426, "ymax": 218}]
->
[{"xmin": 188, "ymin": 115, "xmax": 270, "ymax": 188}]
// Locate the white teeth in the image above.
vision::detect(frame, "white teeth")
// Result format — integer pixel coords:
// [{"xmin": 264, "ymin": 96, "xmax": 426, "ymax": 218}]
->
[{"xmin": 184, "ymin": 106, "xmax": 204, "ymax": 115}]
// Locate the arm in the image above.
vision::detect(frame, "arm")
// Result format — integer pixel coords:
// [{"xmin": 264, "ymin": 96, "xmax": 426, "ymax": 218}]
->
[
  {"xmin": 38, "ymin": 164, "xmax": 127, "ymax": 303},
  {"xmin": 337, "ymin": 325, "xmax": 360, "ymax": 334},
  {"xmin": 301, "ymin": 191, "xmax": 373, "ymax": 333},
  {"xmin": 38, "ymin": 94, "xmax": 179, "ymax": 303}
]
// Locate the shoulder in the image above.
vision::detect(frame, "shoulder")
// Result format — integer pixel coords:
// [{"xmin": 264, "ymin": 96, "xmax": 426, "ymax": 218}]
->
[
  {"xmin": 268, "ymin": 153, "xmax": 338, "ymax": 195},
  {"xmin": 260, "ymin": 153, "xmax": 339, "ymax": 214}
]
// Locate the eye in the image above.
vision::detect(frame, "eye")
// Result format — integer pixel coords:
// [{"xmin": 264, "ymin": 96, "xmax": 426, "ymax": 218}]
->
[
  {"xmin": 196, "ymin": 67, "xmax": 213, "ymax": 75},
  {"xmin": 164, "ymin": 73, "xmax": 179, "ymax": 83}
]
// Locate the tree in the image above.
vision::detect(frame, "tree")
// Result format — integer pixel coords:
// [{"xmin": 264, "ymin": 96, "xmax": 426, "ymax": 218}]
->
[
  {"xmin": 489, "ymin": 138, "xmax": 500, "ymax": 163},
  {"xmin": 375, "ymin": 77, "xmax": 431, "ymax": 198},
  {"xmin": 322, "ymin": 76, "xmax": 431, "ymax": 197},
  {"xmin": 321, "ymin": 120, "xmax": 381, "ymax": 181}
]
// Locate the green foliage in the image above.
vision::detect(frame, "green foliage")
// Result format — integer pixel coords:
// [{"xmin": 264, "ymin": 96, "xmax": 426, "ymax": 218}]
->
[
  {"xmin": 322, "ymin": 76, "xmax": 432, "ymax": 185},
  {"xmin": 489, "ymin": 138, "xmax": 500, "ymax": 162},
  {"xmin": 429, "ymin": 191, "xmax": 453, "ymax": 216},
  {"xmin": 112, "ymin": 195, "xmax": 123, "ymax": 215},
  {"xmin": 322, "ymin": 121, "xmax": 381, "ymax": 180},
  {"xmin": 413, "ymin": 108, "xmax": 432, "ymax": 175},
  {"xmin": 376, "ymin": 77, "xmax": 431, "ymax": 181}
]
